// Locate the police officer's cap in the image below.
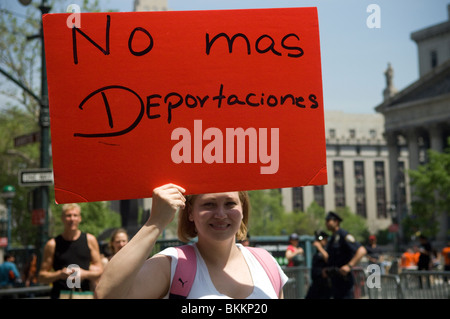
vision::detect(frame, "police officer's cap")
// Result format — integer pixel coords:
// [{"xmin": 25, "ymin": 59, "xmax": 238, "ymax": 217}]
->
[
  {"xmin": 314, "ymin": 230, "xmax": 328, "ymax": 241},
  {"xmin": 326, "ymin": 211, "xmax": 343, "ymax": 222}
]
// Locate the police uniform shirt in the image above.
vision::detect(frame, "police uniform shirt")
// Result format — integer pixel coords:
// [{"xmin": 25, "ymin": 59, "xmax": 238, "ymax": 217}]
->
[{"xmin": 326, "ymin": 228, "xmax": 361, "ymax": 268}]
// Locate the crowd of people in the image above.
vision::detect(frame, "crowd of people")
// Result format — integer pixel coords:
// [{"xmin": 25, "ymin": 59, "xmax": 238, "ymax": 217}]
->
[
  {"xmin": 400, "ymin": 235, "xmax": 447, "ymax": 271},
  {"xmin": 284, "ymin": 216, "xmax": 450, "ymax": 299},
  {"xmin": 1, "ymin": 184, "xmax": 449, "ymax": 299}
]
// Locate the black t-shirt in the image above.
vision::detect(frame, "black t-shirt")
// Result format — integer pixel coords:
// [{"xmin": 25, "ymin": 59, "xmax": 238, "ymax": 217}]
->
[
  {"xmin": 51, "ymin": 232, "xmax": 91, "ymax": 298},
  {"xmin": 418, "ymin": 242, "xmax": 432, "ymax": 270}
]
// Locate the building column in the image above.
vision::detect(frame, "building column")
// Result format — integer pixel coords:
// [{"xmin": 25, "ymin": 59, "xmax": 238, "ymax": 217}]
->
[
  {"xmin": 428, "ymin": 124, "xmax": 448, "ymax": 244},
  {"xmin": 386, "ymin": 132, "xmax": 404, "ymax": 250},
  {"xmin": 429, "ymin": 124, "xmax": 444, "ymax": 152},
  {"xmin": 385, "ymin": 132, "xmax": 399, "ymax": 206},
  {"xmin": 406, "ymin": 129, "xmax": 420, "ymax": 171},
  {"xmin": 281, "ymin": 188, "xmax": 293, "ymax": 212}
]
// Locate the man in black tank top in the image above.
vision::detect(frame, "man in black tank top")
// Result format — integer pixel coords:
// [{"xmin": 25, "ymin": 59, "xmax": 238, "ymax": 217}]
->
[{"xmin": 38, "ymin": 203, "xmax": 103, "ymax": 298}]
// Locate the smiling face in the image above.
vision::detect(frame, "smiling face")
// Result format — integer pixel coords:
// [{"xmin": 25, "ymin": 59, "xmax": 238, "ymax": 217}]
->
[{"xmin": 188, "ymin": 192, "xmax": 244, "ymax": 242}]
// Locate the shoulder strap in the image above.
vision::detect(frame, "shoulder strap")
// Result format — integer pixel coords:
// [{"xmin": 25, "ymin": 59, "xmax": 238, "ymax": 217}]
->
[
  {"xmin": 247, "ymin": 247, "xmax": 282, "ymax": 297},
  {"xmin": 169, "ymin": 245, "xmax": 197, "ymax": 299}
]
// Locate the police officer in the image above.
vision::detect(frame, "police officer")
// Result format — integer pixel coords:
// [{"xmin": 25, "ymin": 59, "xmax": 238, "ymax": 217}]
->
[
  {"xmin": 324, "ymin": 211, "xmax": 367, "ymax": 299},
  {"xmin": 305, "ymin": 230, "xmax": 331, "ymax": 299}
]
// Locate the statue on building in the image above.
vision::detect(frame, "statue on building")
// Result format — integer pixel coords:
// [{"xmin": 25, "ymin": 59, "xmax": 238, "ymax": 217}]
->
[{"xmin": 383, "ymin": 62, "xmax": 397, "ymax": 100}]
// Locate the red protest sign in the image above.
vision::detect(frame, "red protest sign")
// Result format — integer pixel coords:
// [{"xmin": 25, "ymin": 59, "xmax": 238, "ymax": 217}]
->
[{"xmin": 43, "ymin": 8, "xmax": 327, "ymax": 204}]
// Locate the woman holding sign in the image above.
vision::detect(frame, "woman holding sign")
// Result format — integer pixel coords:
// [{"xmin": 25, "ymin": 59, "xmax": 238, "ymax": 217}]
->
[{"xmin": 95, "ymin": 184, "xmax": 287, "ymax": 299}]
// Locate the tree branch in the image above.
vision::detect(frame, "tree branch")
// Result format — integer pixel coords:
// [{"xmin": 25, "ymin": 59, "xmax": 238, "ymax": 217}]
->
[{"xmin": 5, "ymin": 148, "xmax": 38, "ymax": 166}]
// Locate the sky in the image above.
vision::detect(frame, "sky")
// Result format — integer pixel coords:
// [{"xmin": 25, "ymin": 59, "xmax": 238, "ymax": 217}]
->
[{"xmin": 2, "ymin": 0, "xmax": 449, "ymax": 114}]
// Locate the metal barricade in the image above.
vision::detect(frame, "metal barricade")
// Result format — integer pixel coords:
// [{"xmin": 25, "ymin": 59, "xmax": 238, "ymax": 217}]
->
[
  {"xmin": 399, "ymin": 271, "xmax": 450, "ymax": 299},
  {"xmin": 282, "ymin": 266, "xmax": 311, "ymax": 299},
  {"xmin": 352, "ymin": 267, "xmax": 369, "ymax": 299},
  {"xmin": 0, "ymin": 285, "xmax": 52, "ymax": 299},
  {"xmin": 368, "ymin": 274, "xmax": 402, "ymax": 299},
  {"xmin": 282, "ymin": 266, "xmax": 450, "ymax": 299}
]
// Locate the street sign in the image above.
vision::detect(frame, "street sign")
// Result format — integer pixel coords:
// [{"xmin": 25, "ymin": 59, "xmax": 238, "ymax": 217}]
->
[
  {"xmin": 18, "ymin": 168, "xmax": 54, "ymax": 187},
  {"xmin": 31, "ymin": 209, "xmax": 45, "ymax": 225},
  {"xmin": 14, "ymin": 131, "xmax": 41, "ymax": 147},
  {"xmin": 388, "ymin": 223, "xmax": 399, "ymax": 233}
]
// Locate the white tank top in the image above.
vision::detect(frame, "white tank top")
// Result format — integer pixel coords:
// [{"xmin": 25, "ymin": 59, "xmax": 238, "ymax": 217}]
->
[{"xmin": 157, "ymin": 243, "xmax": 288, "ymax": 299}]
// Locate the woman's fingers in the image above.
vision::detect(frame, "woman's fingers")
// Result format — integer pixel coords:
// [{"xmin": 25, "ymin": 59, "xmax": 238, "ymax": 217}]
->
[
  {"xmin": 153, "ymin": 184, "xmax": 186, "ymax": 209},
  {"xmin": 149, "ymin": 184, "xmax": 187, "ymax": 228},
  {"xmin": 156, "ymin": 183, "xmax": 186, "ymax": 194}
]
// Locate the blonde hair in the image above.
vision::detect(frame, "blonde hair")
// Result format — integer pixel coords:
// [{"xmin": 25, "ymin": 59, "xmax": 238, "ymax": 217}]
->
[
  {"xmin": 177, "ymin": 191, "xmax": 250, "ymax": 243},
  {"xmin": 61, "ymin": 203, "xmax": 81, "ymax": 214}
]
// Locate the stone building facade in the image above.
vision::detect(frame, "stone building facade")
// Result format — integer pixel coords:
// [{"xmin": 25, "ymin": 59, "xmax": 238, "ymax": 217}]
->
[
  {"xmin": 281, "ymin": 111, "xmax": 400, "ymax": 235},
  {"xmin": 375, "ymin": 4, "xmax": 450, "ymax": 243}
]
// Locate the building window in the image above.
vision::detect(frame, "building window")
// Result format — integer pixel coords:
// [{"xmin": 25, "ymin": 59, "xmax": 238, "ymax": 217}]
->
[
  {"xmin": 375, "ymin": 161, "xmax": 387, "ymax": 218},
  {"xmin": 333, "ymin": 161, "xmax": 346, "ymax": 208},
  {"xmin": 369, "ymin": 129, "xmax": 376, "ymax": 139},
  {"xmin": 431, "ymin": 50, "xmax": 438, "ymax": 69},
  {"xmin": 292, "ymin": 187, "xmax": 303, "ymax": 212},
  {"xmin": 354, "ymin": 161, "xmax": 366, "ymax": 217},
  {"xmin": 313, "ymin": 186, "xmax": 325, "ymax": 208},
  {"xmin": 329, "ymin": 128, "xmax": 336, "ymax": 138},
  {"xmin": 349, "ymin": 129, "xmax": 356, "ymax": 139},
  {"xmin": 418, "ymin": 135, "xmax": 429, "ymax": 165}
]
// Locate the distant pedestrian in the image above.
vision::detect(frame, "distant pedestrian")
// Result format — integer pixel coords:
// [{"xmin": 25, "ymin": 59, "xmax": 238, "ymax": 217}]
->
[
  {"xmin": 324, "ymin": 211, "xmax": 367, "ymax": 299},
  {"xmin": 100, "ymin": 228, "xmax": 129, "ymax": 267},
  {"xmin": 416, "ymin": 234, "xmax": 433, "ymax": 289},
  {"xmin": 285, "ymin": 233, "xmax": 304, "ymax": 267},
  {"xmin": 442, "ymin": 241, "xmax": 450, "ymax": 282},
  {"xmin": 305, "ymin": 230, "xmax": 331, "ymax": 299},
  {"xmin": 108, "ymin": 228, "xmax": 129, "ymax": 260},
  {"xmin": 38, "ymin": 203, "xmax": 103, "ymax": 298},
  {"xmin": 92, "ymin": 228, "xmax": 129, "ymax": 291},
  {"xmin": 0, "ymin": 254, "xmax": 21, "ymax": 288},
  {"xmin": 365, "ymin": 235, "xmax": 386, "ymax": 273},
  {"xmin": 441, "ymin": 241, "xmax": 450, "ymax": 272},
  {"xmin": 23, "ymin": 253, "xmax": 38, "ymax": 287},
  {"xmin": 400, "ymin": 247, "xmax": 417, "ymax": 270},
  {"xmin": 417, "ymin": 234, "xmax": 432, "ymax": 271}
]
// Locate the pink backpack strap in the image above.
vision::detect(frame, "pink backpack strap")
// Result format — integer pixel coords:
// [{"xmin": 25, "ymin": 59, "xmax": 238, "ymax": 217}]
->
[
  {"xmin": 247, "ymin": 247, "xmax": 282, "ymax": 297},
  {"xmin": 169, "ymin": 245, "xmax": 197, "ymax": 299}
]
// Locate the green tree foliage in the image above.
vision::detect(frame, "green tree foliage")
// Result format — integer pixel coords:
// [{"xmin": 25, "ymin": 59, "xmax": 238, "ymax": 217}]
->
[
  {"xmin": 335, "ymin": 207, "xmax": 369, "ymax": 243},
  {"xmin": 248, "ymin": 189, "xmax": 369, "ymax": 241},
  {"xmin": 0, "ymin": 0, "xmax": 113, "ymax": 248},
  {"xmin": 248, "ymin": 189, "xmax": 285, "ymax": 235},
  {"xmin": 50, "ymin": 201, "xmax": 121, "ymax": 238},
  {"xmin": 404, "ymin": 139, "xmax": 450, "ymax": 239},
  {"xmin": 0, "ymin": 2, "xmax": 41, "ymax": 118}
]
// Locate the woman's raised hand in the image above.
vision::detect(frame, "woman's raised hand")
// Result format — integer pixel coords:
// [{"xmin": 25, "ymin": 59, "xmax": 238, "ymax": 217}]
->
[{"xmin": 148, "ymin": 183, "xmax": 186, "ymax": 230}]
